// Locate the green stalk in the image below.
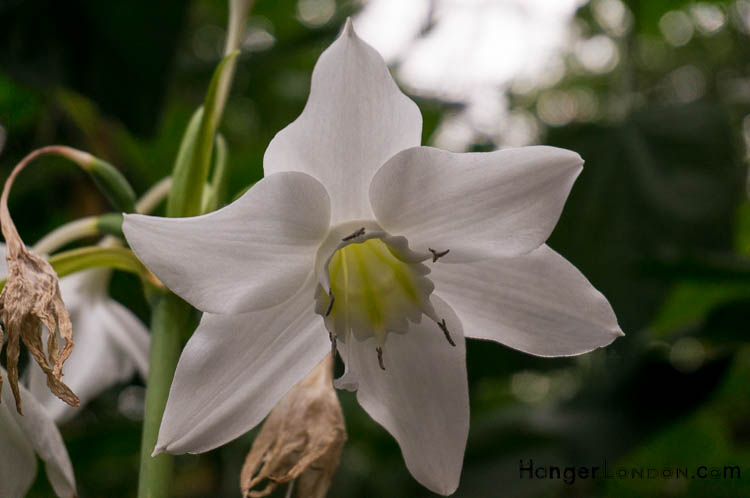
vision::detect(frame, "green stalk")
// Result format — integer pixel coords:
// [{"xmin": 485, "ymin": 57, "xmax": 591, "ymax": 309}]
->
[
  {"xmin": 137, "ymin": 293, "xmax": 192, "ymax": 498},
  {"xmin": 0, "ymin": 245, "xmax": 158, "ymax": 291},
  {"xmin": 137, "ymin": 3, "xmax": 254, "ymax": 495},
  {"xmin": 202, "ymin": 133, "xmax": 229, "ymax": 213},
  {"xmin": 166, "ymin": 50, "xmax": 238, "ymax": 217}
]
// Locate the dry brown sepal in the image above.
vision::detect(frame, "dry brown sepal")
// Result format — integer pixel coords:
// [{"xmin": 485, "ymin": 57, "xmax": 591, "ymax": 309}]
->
[
  {"xmin": 0, "ymin": 147, "xmax": 80, "ymax": 414},
  {"xmin": 241, "ymin": 354, "xmax": 347, "ymax": 498}
]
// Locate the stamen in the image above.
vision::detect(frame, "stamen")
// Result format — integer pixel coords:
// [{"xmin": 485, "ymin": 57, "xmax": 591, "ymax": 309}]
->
[
  {"xmin": 428, "ymin": 248, "xmax": 450, "ymax": 262},
  {"xmin": 342, "ymin": 227, "xmax": 365, "ymax": 241},
  {"xmin": 438, "ymin": 319, "xmax": 456, "ymax": 347},
  {"xmin": 325, "ymin": 293, "xmax": 335, "ymax": 316},
  {"xmin": 330, "ymin": 333, "xmax": 338, "ymax": 358},
  {"xmin": 376, "ymin": 347, "xmax": 385, "ymax": 370}
]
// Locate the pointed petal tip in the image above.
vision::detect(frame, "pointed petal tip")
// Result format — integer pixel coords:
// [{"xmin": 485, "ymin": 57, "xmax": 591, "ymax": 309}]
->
[
  {"xmin": 566, "ymin": 149, "xmax": 584, "ymax": 172},
  {"xmin": 536, "ymin": 145, "xmax": 584, "ymax": 172},
  {"xmin": 426, "ymin": 477, "xmax": 459, "ymax": 496},
  {"xmin": 598, "ymin": 325, "xmax": 625, "ymax": 348},
  {"xmin": 438, "ymin": 484, "xmax": 459, "ymax": 496},
  {"xmin": 121, "ymin": 212, "xmax": 136, "ymax": 227},
  {"xmin": 595, "ymin": 325, "xmax": 624, "ymax": 349},
  {"xmin": 343, "ymin": 17, "xmax": 355, "ymax": 36},
  {"xmin": 151, "ymin": 443, "xmax": 167, "ymax": 457}
]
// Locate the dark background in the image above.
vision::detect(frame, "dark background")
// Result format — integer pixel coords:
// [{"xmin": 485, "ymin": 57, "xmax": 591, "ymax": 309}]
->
[{"xmin": 1, "ymin": 0, "xmax": 749, "ymax": 496}]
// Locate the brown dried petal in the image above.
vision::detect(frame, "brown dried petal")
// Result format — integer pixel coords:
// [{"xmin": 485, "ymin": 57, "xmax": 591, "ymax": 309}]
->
[
  {"xmin": 0, "ymin": 150, "xmax": 79, "ymax": 415},
  {"xmin": 241, "ymin": 354, "xmax": 346, "ymax": 498},
  {"xmin": 0, "ymin": 318, "xmax": 3, "ymax": 397},
  {"xmin": 0, "ymin": 245, "xmax": 80, "ymax": 414}
]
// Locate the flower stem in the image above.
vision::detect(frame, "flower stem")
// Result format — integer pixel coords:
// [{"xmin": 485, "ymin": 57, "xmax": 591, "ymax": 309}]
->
[
  {"xmin": 1, "ymin": 145, "xmax": 136, "ymax": 216},
  {"xmin": 136, "ymin": 3, "xmax": 253, "ymax": 494},
  {"xmin": 0, "ymin": 245, "xmax": 160, "ymax": 292},
  {"xmin": 224, "ymin": 0, "xmax": 254, "ymax": 56},
  {"xmin": 32, "ymin": 216, "xmax": 99, "ymax": 255},
  {"xmin": 32, "ymin": 176, "xmax": 170, "ymax": 256},
  {"xmin": 137, "ymin": 292, "xmax": 192, "ymax": 498},
  {"xmin": 136, "ymin": 176, "xmax": 172, "ymax": 215}
]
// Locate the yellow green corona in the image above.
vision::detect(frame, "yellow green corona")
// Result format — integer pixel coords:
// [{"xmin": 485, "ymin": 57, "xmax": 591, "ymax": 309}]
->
[{"xmin": 324, "ymin": 238, "xmax": 434, "ymax": 346}]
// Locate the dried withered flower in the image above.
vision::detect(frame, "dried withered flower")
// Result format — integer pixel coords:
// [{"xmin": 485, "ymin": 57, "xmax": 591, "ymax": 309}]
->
[
  {"xmin": 0, "ymin": 148, "xmax": 79, "ymax": 414},
  {"xmin": 240, "ymin": 354, "xmax": 346, "ymax": 498}
]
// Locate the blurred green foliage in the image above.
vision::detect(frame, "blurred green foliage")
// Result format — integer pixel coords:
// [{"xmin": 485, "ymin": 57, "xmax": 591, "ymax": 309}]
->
[{"xmin": 1, "ymin": 0, "xmax": 749, "ymax": 496}]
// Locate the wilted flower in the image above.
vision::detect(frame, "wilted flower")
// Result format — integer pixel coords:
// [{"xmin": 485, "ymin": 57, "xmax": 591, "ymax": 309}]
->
[
  {"xmin": 0, "ymin": 168, "xmax": 78, "ymax": 414},
  {"xmin": 0, "ymin": 368, "xmax": 76, "ymax": 498},
  {"xmin": 0, "ymin": 243, "xmax": 149, "ymax": 421},
  {"xmin": 27, "ymin": 267, "xmax": 150, "ymax": 422},
  {"xmin": 124, "ymin": 20, "xmax": 622, "ymax": 494},
  {"xmin": 240, "ymin": 354, "xmax": 345, "ymax": 498}
]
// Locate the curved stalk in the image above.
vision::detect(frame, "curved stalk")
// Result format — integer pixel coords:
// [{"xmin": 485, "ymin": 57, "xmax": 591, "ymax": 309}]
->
[
  {"xmin": 0, "ymin": 245, "xmax": 161, "ymax": 292},
  {"xmin": 136, "ymin": 177, "xmax": 172, "ymax": 215},
  {"xmin": 32, "ymin": 176, "xmax": 171, "ymax": 256},
  {"xmin": 32, "ymin": 217, "xmax": 100, "ymax": 255}
]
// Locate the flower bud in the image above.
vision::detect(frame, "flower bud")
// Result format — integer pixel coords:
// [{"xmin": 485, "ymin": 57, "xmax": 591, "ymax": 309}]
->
[{"xmin": 58, "ymin": 147, "xmax": 136, "ymax": 213}]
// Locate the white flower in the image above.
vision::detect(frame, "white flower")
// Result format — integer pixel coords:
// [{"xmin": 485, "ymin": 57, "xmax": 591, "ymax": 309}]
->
[
  {"xmin": 26, "ymin": 268, "xmax": 150, "ymax": 422},
  {"xmin": 123, "ymin": 20, "xmax": 622, "ymax": 495},
  {"xmin": 0, "ymin": 243, "xmax": 150, "ymax": 422},
  {"xmin": 0, "ymin": 368, "xmax": 76, "ymax": 498}
]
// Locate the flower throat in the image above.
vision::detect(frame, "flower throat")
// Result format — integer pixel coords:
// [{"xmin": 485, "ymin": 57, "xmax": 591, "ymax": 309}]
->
[{"xmin": 317, "ymin": 237, "xmax": 439, "ymax": 357}]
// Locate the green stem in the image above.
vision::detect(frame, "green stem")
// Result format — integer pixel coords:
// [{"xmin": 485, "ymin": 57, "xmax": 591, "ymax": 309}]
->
[
  {"xmin": 32, "ymin": 175, "xmax": 170, "ymax": 256},
  {"xmin": 137, "ymin": 3, "xmax": 253, "ymax": 496},
  {"xmin": 32, "ymin": 216, "xmax": 99, "ymax": 255},
  {"xmin": 138, "ymin": 293, "xmax": 191, "ymax": 498},
  {"xmin": 136, "ymin": 176, "xmax": 172, "ymax": 215},
  {"xmin": 0, "ymin": 245, "xmax": 159, "ymax": 291}
]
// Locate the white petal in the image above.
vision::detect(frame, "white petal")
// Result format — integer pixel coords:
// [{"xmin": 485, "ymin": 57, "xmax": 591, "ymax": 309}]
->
[
  {"xmin": 335, "ymin": 296, "xmax": 468, "ymax": 495},
  {"xmin": 99, "ymin": 300, "xmax": 150, "ymax": 378},
  {"xmin": 1, "ymin": 369, "xmax": 77, "ymax": 498},
  {"xmin": 430, "ymin": 245, "xmax": 623, "ymax": 357},
  {"xmin": 263, "ymin": 19, "xmax": 422, "ymax": 223},
  {"xmin": 369, "ymin": 146, "xmax": 583, "ymax": 261},
  {"xmin": 124, "ymin": 171, "xmax": 331, "ymax": 314},
  {"xmin": 0, "ymin": 402, "xmax": 37, "ymax": 498},
  {"xmin": 58, "ymin": 268, "xmax": 110, "ymax": 306},
  {"xmin": 155, "ymin": 276, "xmax": 330, "ymax": 454}
]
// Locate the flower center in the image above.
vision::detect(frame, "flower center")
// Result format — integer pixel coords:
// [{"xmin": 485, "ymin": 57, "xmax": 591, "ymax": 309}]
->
[{"xmin": 315, "ymin": 235, "xmax": 437, "ymax": 351}]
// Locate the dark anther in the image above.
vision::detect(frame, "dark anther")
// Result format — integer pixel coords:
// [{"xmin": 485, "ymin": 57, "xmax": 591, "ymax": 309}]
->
[
  {"xmin": 376, "ymin": 347, "xmax": 385, "ymax": 370},
  {"xmin": 331, "ymin": 333, "xmax": 338, "ymax": 358},
  {"xmin": 342, "ymin": 227, "xmax": 366, "ymax": 241},
  {"xmin": 438, "ymin": 319, "xmax": 456, "ymax": 347},
  {"xmin": 428, "ymin": 248, "xmax": 450, "ymax": 262},
  {"xmin": 325, "ymin": 293, "xmax": 335, "ymax": 316}
]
